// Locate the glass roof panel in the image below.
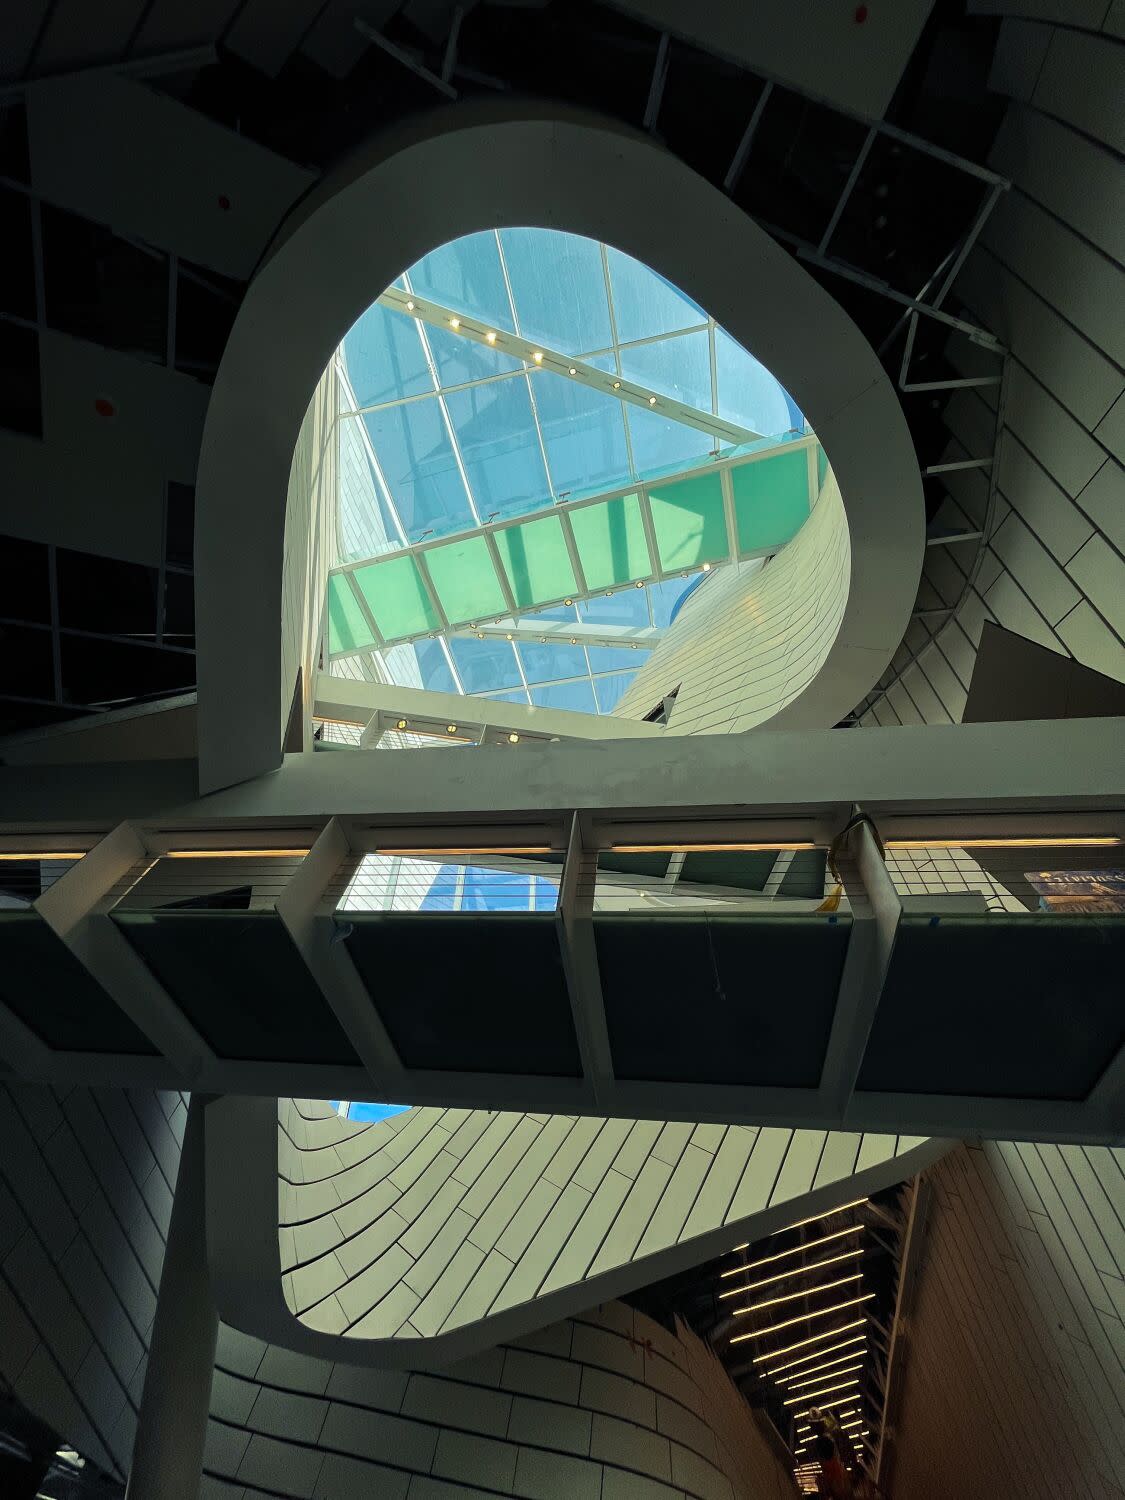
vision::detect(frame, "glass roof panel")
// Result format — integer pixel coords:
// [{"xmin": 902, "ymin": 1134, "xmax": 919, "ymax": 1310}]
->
[
  {"xmin": 450, "ymin": 637, "xmax": 523, "ymax": 692},
  {"xmin": 499, "ymin": 228, "xmax": 612, "ymax": 353},
  {"xmin": 569, "ymin": 494, "xmax": 651, "ymax": 590},
  {"xmin": 647, "ymin": 471, "xmax": 728, "ymax": 572},
  {"xmin": 493, "ymin": 513, "xmax": 577, "ymax": 611},
  {"xmin": 518, "ymin": 641, "xmax": 587, "ymax": 683},
  {"xmin": 443, "ymin": 376, "xmax": 551, "ymax": 521},
  {"xmin": 605, "ymin": 245, "xmax": 706, "ymax": 342},
  {"xmin": 354, "ymin": 555, "xmax": 440, "ymax": 640},
  {"xmin": 337, "ymin": 410, "xmax": 401, "ymax": 560},
  {"xmin": 585, "ymin": 645, "xmax": 650, "ymax": 673},
  {"xmin": 414, "ymin": 639, "xmax": 457, "ymax": 694},
  {"xmin": 532, "ymin": 372, "xmax": 631, "ymax": 498},
  {"xmin": 426, "ymin": 534, "xmax": 508, "ymax": 624},
  {"xmin": 714, "ymin": 326, "xmax": 797, "ymax": 436},
  {"xmin": 361, "ymin": 403, "xmax": 474, "ymax": 541},
  {"xmin": 594, "ymin": 672, "xmax": 637, "ymax": 713},
  {"xmin": 531, "ymin": 680, "xmax": 598, "ymax": 713},
  {"xmin": 327, "ymin": 575, "xmax": 375, "ymax": 655},
  {"xmin": 625, "ymin": 403, "xmax": 713, "ymax": 479},
  {"xmin": 405, "ymin": 234, "xmax": 515, "ymax": 332},
  {"xmin": 733, "ymin": 448, "xmax": 812, "ymax": 553},
  {"xmin": 619, "ymin": 329, "xmax": 712, "ymax": 412},
  {"xmin": 340, "ymin": 302, "xmax": 433, "ymax": 410},
  {"xmin": 579, "ymin": 591, "xmax": 649, "ymax": 627}
]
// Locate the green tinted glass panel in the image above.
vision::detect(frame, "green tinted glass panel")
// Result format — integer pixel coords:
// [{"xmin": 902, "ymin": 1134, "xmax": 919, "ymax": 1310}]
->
[
  {"xmin": 353, "ymin": 556, "xmax": 440, "ymax": 641},
  {"xmin": 732, "ymin": 448, "xmax": 811, "ymax": 554},
  {"xmin": 425, "ymin": 535, "xmax": 508, "ymax": 625},
  {"xmin": 817, "ymin": 443, "xmax": 829, "ymax": 490},
  {"xmin": 647, "ymin": 471, "xmax": 727, "ymax": 572},
  {"xmin": 569, "ymin": 494, "xmax": 651, "ymax": 589},
  {"xmin": 494, "ymin": 514, "xmax": 577, "ymax": 611},
  {"xmin": 327, "ymin": 574, "xmax": 375, "ymax": 654}
]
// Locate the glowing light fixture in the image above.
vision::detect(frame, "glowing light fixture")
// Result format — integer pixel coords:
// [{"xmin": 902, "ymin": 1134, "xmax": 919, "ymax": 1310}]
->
[
  {"xmin": 446, "ymin": 725, "xmax": 457, "ymax": 734},
  {"xmin": 406, "ymin": 299, "xmax": 415, "ymax": 310},
  {"xmin": 721, "ymin": 1248, "xmax": 865, "ymax": 1298},
  {"xmin": 449, "ymin": 316, "xmax": 460, "ymax": 328},
  {"xmin": 733, "ymin": 1293, "xmax": 873, "ymax": 1344},
  {"xmin": 779, "ymin": 1354, "xmax": 866, "ymax": 1387},
  {"xmin": 784, "ymin": 1377, "xmax": 860, "ymax": 1406},
  {"xmin": 722, "ymin": 1226, "xmax": 862, "ymax": 1277},
  {"xmin": 485, "ymin": 331, "xmax": 497, "ymax": 343},
  {"xmin": 751, "ymin": 1318, "xmax": 866, "ymax": 1363},
  {"xmin": 781, "ymin": 1199, "xmax": 868, "ymax": 1234},
  {"xmin": 885, "ymin": 836, "xmax": 1120, "ymax": 850},
  {"xmin": 732, "ymin": 1273, "xmax": 864, "ymax": 1316},
  {"xmin": 532, "ymin": 351, "xmax": 543, "ymax": 362},
  {"xmin": 648, "ymin": 395, "xmax": 657, "ymax": 405},
  {"xmin": 508, "ymin": 733, "xmax": 520, "ymax": 744},
  {"xmin": 569, "ymin": 366, "xmax": 577, "ymax": 374},
  {"xmin": 0, "ymin": 852, "xmax": 84, "ymax": 861},
  {"xmin": 396, "ymin": 719, "xmax": 407, "ymax": 730}
]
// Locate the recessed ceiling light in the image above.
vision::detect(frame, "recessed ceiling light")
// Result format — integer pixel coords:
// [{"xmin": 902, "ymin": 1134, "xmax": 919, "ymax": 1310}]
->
[
  {"xmin": 449, "ymin": 316, "xmax": 460, "ymax": 328},
  {"xmin": 635, "ymin": 580, "xmax": 644, "ymax": 588},
  {"xmin": 506, "ymin": 633, "xmax": 514, "ymax": 641},
  {"xmin": 569, "ymin": 638, "xmax": 578, "ymax": 645},
  {"xmin": 532, "ymin": 351, "xmax": 543, "ymax": 363},
  {"xmin": 406, "ymin": 300, "xmax": 415, "ymax": 310},
  {"xmin": 648, "ymin": 396, "xmax": 657, "ymax": 405},
  {"xmin": 476, "ymin": 631, "xmax": 485, "ymax": 639},
  {"xmin": 396, "ymin": 719, "xmax": 407, "ymax": 730},
  {"xmin": 613, "ymin": 380, "xmax": 621, "ymax": 389},
  {"xmin": 703, "ymin": 562, "xmax": 711, "ymax": 571},
  {"xmin": 569, "ymin": 366, "xmax": 577, "ymax": 375},
  {"xmin": 564, "ymin": 598, "xmax": 573, "ymax": 606},
  {"xmin": 485, "ymin": 331, "xmax": 496, "ymax": 343},
  {"xmin": 508, "ymin": 732, "xmax": 519, "ymax": 743},
  {"xmin": 446, "ymin": 724, "xmax": 457, "ymax": 733}
]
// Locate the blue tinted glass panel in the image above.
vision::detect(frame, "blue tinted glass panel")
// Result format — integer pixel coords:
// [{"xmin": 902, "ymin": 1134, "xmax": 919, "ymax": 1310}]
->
[
  {"xmin": 361, "ymin": 403, "xmax": 474, "ymax": 540},
  {"xmin": 531, "ymin": 680, "xmax": 597, "ymax": 713},
  {"xmin": 533, "ymin": 375, "xmax": 631, "ymax": 498},
  {"xmin": 594, "ymin": 672, "xmax": 637, "ymax": 713},
  {"xmin": 625, "ymin": 406, "xmax": 712, "ymax": 479},
  {"xmin": 341, "ymin": 304, "xmax": 431, "ymax": 409},
  {"xmin": 532, "ymin": 877, "xmax": 559, "ymax": 911},
  {"xmin": 450, "ymin": 637, "xmax": 523, "ymax": 692},
  {"xmin": 425, "ymin": 325, "xmax": 522, "ymax": 389},
  {"xmin": 444, "ymin": 377, "xmax": 551, "ymax": 520},
  {"xmin": 586, "ymin": 645, "xmax": 650, "ymax": 673},
  {"xmin": 414, "ymin": 639, "xmax": 457, "ymax": 693},
  {"xmin": 619, "ymin": 330, "xmax": 711, "ymax": 412},
  {"xmin": 420, "ymin": 865, "xmax": 460, "ymax": 910},
  {"xmin": 405, "ymin": 232, "xmax": 515, "ymax": 331},
  {"xmin": 714, "ymin": 327, "xmax": 794, "ymax": 438},
  {"xmin": 606, "ymin": 247, "xmax": 705, "ymax": 342},
  {"xmin": 462, "ymin": 868, "xmax": 530, "ymax": 911},
  {"xmin": 649, "ymin": 575, "xmax": 697, "ymax": 627},
  {"xmin": 517, "ymin": 642, "xmax": 587, "ymax": 683},
  {"xmin": 485, "ymin": 688, "xmax": 531, "ymax": 704},
  {"xmin": 500, "ymin": 228, "xmax": 612, "ymax": 353},
  {"xmin": 337, "ymin": 418, "xmax": 401, "ymax": 560},
  {"xmin": 340, "ymin": 1102, "xmax": 410, "ymax": 1122},
  {"xmin": 578, "ymin": 592, "xmax": 648, "ymax": 626}
]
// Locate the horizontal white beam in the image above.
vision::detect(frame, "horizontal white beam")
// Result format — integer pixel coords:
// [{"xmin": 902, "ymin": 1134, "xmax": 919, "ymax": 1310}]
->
[
  {"xmin": 378, "ymin": 286, "xmax": 762, "ymax": 446},
  {"xmin": 451, "ymin": 620, "xmax": 664, "ymax": 649}
]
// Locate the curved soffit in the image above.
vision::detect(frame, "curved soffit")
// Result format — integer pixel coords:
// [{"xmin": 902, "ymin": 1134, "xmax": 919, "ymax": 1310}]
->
[
  {"xmin": 205, "ymin": 1095, "xmax": 946, "ymax": 1368},
  {"xmin": 195, "ymin": 102, "xmax": 925, "ymax": 792}
]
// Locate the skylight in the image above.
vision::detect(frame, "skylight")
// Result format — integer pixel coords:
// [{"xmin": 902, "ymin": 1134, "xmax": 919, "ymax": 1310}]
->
[{"xmin": 324, "ymin": 228, "xmax": 812, "ymax": 715}]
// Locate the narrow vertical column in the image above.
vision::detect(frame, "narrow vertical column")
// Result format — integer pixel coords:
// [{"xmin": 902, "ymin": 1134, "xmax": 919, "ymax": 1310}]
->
[{"xmin": 126, "ymin": 1094, "xmax": 217, "ymax": 1500}]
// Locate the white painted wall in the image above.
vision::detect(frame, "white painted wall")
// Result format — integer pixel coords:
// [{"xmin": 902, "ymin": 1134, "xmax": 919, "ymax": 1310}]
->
[
  {"xmin": 614, "ymin": 474, "xmax": 849, "ymax": 732},
  {"xmin": 862, "ymin": 8, "xmax": 1125, "ymax": 726}
]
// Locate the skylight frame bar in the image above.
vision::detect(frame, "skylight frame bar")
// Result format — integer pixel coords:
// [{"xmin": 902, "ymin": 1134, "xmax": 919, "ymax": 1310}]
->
[
  {"xmin": 635, "ymin": 486, "xmax": 664, "ymax": 583},
  {"xmin": 481, "ymin": 528, "xmax": 521, "ymax": 618},
  {"xmin": 412, "ymin": 551, "xmax": 453, "ymax": 636},
  {"xmin": 720, "ymin": 464, "xmax": 739, "ymax": 561},
  {"xmin": 557, "ymin": 509, "xmax": 589, "ymax": 597},
  {"xmin": 343, "ymin": 571, "xmax": 387, "ymax": 650}
]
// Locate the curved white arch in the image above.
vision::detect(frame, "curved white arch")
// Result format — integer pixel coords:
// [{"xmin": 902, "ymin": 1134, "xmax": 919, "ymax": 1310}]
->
[{"xmin": 196, "ymin": 102, "xmax": 924, "ymax": 792}]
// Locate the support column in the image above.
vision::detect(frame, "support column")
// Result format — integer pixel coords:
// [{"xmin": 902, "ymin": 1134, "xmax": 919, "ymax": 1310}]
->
[{"xmin": 126, "ymin": 1095, "xmax": 217, "ymax": 1500}]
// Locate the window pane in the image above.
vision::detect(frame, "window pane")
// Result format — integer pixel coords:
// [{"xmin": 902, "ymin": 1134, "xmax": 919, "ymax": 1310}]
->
[
  {"xmin": 733, "ymin": 447, "xmax": 811, "ymax": 552},
  {"xmin": 517, "ymin": 642, "xmax": 587, "ymax": 683},
  {"xmin": 578, "ymin": 591, "xmax": 648, "ymax": 627},
  {"xmin": 625, "ymin": 405, "xmax": 712, "ymax": 480},
  {"xmin": 606, "ymin": 246, "xmax": 705, "ymax": 342},
  {"xmin": 461, "ymin": 867, "xmax": 531, "ymax": 910},
  {"xmin": 494, "ymin": 514, "xmax": 577, "ymax": 611},
  {"xmin": 326, "ymin": 575, "xmax": 374, "ymax": 654},
  {"xmin": 569, "ymin": 494, "xmax": 650, "ymax": 590},
  {"xmin": 647, "ymin": 471, "xmax": 728, "ymax": 572},
  {"xmin": 594, "ymin": 671, "xmax": 637, "ymax": 712},
  {"xmin": 414, "ymin": 639, "xmax": 457, "ymax": 693},
  {"xmin": 586, "ymin": 645, "xmax": 649, "ymax": 673},
  {"xmin": 338, "ymin": 414, "xmax": 401, "ymax": 560},
  {"xmin": 619, "ymin": 329, "xmax": 712, "ymax": 413},
  {"xmin": 450, "ymin": 637, "xmax": 522, "ymax": 692},
  {"xmin": 341, "ymin": 302, "xmax": 431, "ymax": 409},
  {"xmin": 531, "ymin": 680, "xmax": 597, "ymax": 713},
  {"xmin": 714, "ymin": 326, "xmax": 797, "ymax": 437},
  {"xmin": 426, "ymin": 534, "xmax": 508, "ymax": 625},
  {"xmin": 405, "ymin": 232, "xmax": 515, "ymax": 331},
  {"xmin": 533, "ymin": 374, "xmax": 631, "ymax": 499},
  {"xmin": 500, "ymin": 227, "xmax": 611, "ymax": 353},
  {"xmin": 444, "ymin": 376, "xmax": 551, "ymax": 521},
  {"xmin": 425, "ymin": 323, "xmax": 522, "ymax": 389},
  {"xmin": 361, "ymin": 402, "xmax": 474, "ymax": 540},
  {"xmin": 354, "ymin": 555, "xmax": 441, "ymax": 641}
]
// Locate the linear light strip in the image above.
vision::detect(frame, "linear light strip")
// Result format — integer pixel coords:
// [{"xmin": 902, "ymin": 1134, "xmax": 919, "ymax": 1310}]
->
[
  {"xmin": 610, "ymin": 842, "xmax": 818, "ymax": 853},
  {"xmin": 751, "ymin": 1318, "xmax": 866, "ymax": 1363},
  {"xmin": 781, "ymin": 1358, "xmax": 865, "ymax": 1390},
  {"xmin": 733, "ymin": 1293, "xmax": 873, "ymax": 1343},
  {"xmin": 719, "ymin": 1247, "xmax": 865, "ymax": 1297},
  {"xmin": 781, "ymin": 1199, "xmax": 868, "ymax": 1234},
  {"xmin": 721, "ymin": 1226, "xmax": 862, "ymax": 1276},
  {"xmin": 0, "ymin": 852, "xmax": 85, "ymax": 861},
  {"xmin": 732, "ymin": 1272, "xmax": 862, "ymax": 1316},
  {"xmin": 163, "ymin": 849, "xmax": 312, "ymax": 859},
  {"xmin": 792, "ymin": 1393, "xmax": 861, "ymax": 1417},
  {"xmin": 784, "ymin": 1377, "xmax": 860, "ymax": 1406},
  {"xmin": 884, "ymin": 836, "xmax": 1120, "ymax": 849}
]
